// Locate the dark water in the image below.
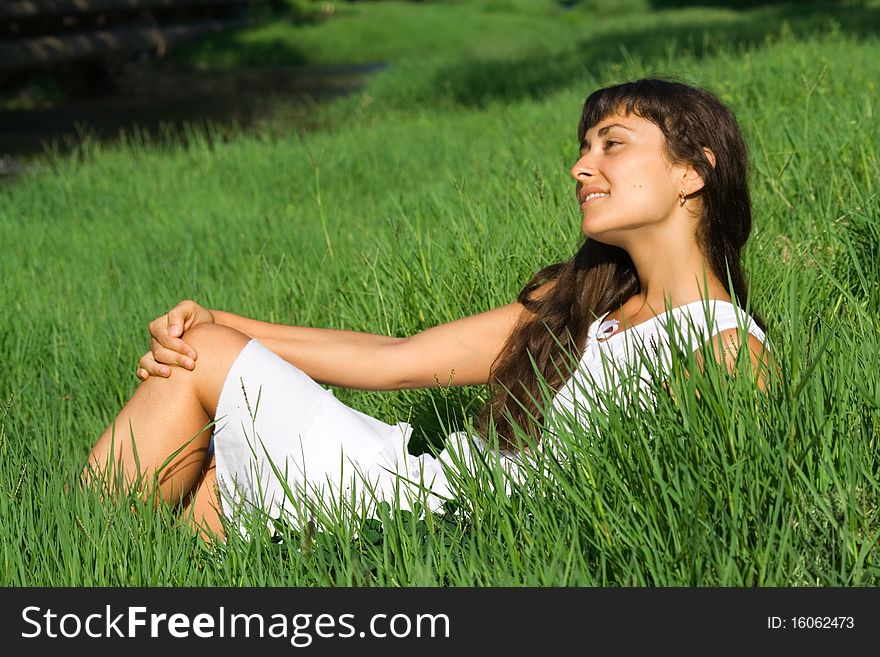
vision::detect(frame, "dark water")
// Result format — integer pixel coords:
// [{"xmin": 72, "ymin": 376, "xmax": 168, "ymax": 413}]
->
[{"xmin": 0, "ymin": 60, "xmax": 383, "ymax": 181}]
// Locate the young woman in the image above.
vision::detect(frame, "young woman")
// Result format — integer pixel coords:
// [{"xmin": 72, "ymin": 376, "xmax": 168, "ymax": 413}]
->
[{"xmin": 84, "ymin": 78, "xmax": 773, "ymax": 541}]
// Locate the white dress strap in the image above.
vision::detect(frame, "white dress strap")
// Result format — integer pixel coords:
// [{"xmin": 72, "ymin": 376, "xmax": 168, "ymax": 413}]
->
[{"xmin": 672, "ymin": 300, "xmax": 770, "ymax": 352}]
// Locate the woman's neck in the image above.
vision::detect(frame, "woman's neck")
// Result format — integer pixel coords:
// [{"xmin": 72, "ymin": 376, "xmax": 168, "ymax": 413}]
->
[{"xmin": 622, "ymin": 231, "xmax": 729, "ymax": 315}]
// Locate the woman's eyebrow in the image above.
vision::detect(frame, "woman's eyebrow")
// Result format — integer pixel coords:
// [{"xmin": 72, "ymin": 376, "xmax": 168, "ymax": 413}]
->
[
  {"xmin": 580, "ymin": 123, "xmax": 634, "ymax": 150},
  {"xmin": 597, "ymin": 123, "xmax": 633, "ymax": 136},
  {"xmin": 580, "ymin": 123, "xmax": 634, "ymax": 151}
]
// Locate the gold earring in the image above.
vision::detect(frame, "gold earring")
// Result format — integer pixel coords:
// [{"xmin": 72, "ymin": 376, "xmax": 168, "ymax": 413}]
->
[{"xmin": 679, "ymin": 189, "xmax": 687, "ymax": 206}]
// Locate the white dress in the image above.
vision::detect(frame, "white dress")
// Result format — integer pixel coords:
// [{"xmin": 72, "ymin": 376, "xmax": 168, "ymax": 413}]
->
[
  {"xmin": 211, "ymin": 299, "xmax": 768, "ymax": 533},
  {"xmin": 550, "ymin": 299, "xmax": 769, "ymax": 428}
]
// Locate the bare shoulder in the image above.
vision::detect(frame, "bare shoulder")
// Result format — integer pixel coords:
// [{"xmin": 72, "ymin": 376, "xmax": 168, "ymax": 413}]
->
[{"xmin": 694, "ymin": 328, "xmax": 774, "ymax": 392}]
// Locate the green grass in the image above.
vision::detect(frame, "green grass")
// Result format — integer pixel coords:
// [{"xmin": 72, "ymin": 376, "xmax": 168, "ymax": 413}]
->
[{"xmin": 1, "ymin": 0, "xmax": 878, "ymax": 585}]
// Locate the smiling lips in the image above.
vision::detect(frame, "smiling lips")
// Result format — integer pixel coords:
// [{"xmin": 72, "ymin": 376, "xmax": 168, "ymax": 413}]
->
[{"xmin": 580, "ymin": 191, "xmax": 609, "ymax": 207}]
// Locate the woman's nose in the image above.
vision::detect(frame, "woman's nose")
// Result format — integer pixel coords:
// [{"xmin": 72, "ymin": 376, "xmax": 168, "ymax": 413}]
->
[{"xmin": 570, "ymin": 153, "xmax": 594, "ymax": 181}]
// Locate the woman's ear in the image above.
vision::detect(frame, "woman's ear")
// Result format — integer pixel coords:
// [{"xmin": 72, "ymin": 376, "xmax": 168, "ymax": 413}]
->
[
  {"xmin": 703, "ymin": 147, "xmax": 717, "ymax": 169},
  {"xmin": 681, "ymin": 147, "xmax": 716, "ymax": 196},
  {"xmin": 682, "ymin": 165, "xmax": 705, "ymax": 196}
]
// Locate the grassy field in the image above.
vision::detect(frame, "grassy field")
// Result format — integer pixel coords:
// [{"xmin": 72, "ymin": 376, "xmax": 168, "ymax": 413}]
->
[{"xmin": 1, "ymin": 0, "xmax": 878, "ymax": 585}]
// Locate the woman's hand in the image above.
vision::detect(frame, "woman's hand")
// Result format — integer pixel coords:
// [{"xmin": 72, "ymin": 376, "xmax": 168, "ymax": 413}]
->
[{"xmin": 136, "ymin": 300, "xmax": 216, "ymax": 381}]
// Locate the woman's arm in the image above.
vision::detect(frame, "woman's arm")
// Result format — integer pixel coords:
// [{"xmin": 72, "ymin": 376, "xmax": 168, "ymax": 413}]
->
[
  {"xmin": 141, "ymin": 283, "xmax": 553, "ymax": 390},
  {"xmin": 211, "ymin": 303, "xmax": 524, "ymax": 391}
]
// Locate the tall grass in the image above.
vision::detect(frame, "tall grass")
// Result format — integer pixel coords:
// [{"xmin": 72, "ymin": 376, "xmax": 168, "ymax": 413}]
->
[{"xmin": 0, "ymin": 0, "xmax": 878, "ymax": 585}]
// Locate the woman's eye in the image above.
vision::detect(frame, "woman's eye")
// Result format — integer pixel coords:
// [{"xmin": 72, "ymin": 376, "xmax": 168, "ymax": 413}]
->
[{"xmin": 603, "ymin": 140, "xmax": 621, "ymax": 149}]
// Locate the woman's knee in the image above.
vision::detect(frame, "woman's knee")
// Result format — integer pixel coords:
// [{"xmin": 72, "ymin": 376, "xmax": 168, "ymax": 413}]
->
[
  {"xmin": 185, "ymin": 323, "xmax": 251, "ymax": 352},
  {"xmin": 179, "ymin": 324, "xmax": 253, "ymax": 416}
]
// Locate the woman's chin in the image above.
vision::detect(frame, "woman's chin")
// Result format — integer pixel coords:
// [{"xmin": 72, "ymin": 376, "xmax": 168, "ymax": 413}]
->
[
  {"xmin": 580, "ymin": 217, "xmax": 608, "ymax": 239},
  {"xmin": 580, "ymin": 220, "xmax": 623, "ymax": 246}
]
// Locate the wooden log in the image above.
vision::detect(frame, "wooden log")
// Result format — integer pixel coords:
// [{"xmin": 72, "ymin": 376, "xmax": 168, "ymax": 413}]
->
[
  {"xmin": 0, "ymin": 0, "xmax": 259, "ymax": 21},
  {"xmin": 0, "ymin": 18, "xmax": 248, "ymax": 72}
]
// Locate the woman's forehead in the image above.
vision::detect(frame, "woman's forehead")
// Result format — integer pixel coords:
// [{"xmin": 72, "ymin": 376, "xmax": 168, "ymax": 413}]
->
[{"xmin": 582, "ymin": 110, "xmax": 658, "ymax": 138}]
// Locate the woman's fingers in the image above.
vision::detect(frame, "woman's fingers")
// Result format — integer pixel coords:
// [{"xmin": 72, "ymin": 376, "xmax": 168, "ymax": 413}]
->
[
  {"xmin": 138, "ymin": 351, "xmax": 172, "ymax": 379},
  {"xmin": 146, "ymin": 300, "xmax": 213, "ymax": 373},
  {"xmin": 156, "ymin": 333, "xmax": 198, "ymax": 361},
  {"xmin": 150, "ymin": 339, "xmax": 196, "ymax": 371},
  {"xmin": 166, "ymin": 300, "xmax": 194, "ymax": 338},
  {"xmin": 149, "ymin": 317, "xmax": 198, "ymax": 361}
]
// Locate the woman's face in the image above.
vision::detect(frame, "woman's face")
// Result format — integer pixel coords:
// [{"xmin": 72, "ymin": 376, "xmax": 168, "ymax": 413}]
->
[{"xmin": 570, "ymin": 110, "xmax": 688, "ymax": 244}]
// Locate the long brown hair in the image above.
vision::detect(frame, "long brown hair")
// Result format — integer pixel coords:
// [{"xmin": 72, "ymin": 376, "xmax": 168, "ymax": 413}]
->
[{"xmin": 478, "ymin": 78, "xmax": 766, "ymax": 451}]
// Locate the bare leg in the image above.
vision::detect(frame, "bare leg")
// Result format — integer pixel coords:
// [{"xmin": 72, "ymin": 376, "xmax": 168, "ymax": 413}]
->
[
  {"xmin": 84, "ymin": 324, "xmax": 251, "ymax": 508},
  {"xmin": 180, "ymin": 455, "xmax": 225, "ymax": 541}
]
